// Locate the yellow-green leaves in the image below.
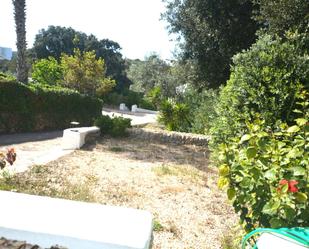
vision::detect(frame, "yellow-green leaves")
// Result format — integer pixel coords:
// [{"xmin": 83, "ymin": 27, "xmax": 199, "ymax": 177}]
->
[
  {"xmin": 287, "ymin": 125, "xmax": 300, "ymax": 133},
  {"xmin": 219, "ymin": 164, "xmax": 230, "ymax": 176},
  {"xmin": 218, "ymin": 177, "xmax": 229, "ymax": 189},
  {"xmin": 295, "ymin": 118, "xmax": 307, "ymax": 126},
  {"xmin": 246, "ymin": 147, "xmax": 257, "ymax": 159},
  {"xmin": 240, "ymin": 134, "xmax": 251, "ymax": 143},
  {"xmin": 295, "ymin": 192, "xmax": 308, "ymax": 203}
]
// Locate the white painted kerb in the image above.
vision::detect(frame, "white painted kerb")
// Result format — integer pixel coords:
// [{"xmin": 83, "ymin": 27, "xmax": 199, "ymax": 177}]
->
[{"xmin": 0, "ymin": 191, "xmax": 153, "ymax": 249}]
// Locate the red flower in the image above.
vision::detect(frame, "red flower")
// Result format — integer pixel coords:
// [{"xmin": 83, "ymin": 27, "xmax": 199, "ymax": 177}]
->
[
  {"xmin": 288, "ymin": 180, "xmax": 299, "ymax": 193},
  {"xmin": 6, "ymin": 148, "xmax": 16, "ymax": 166},
  {"xmin": 278, "ymin": 179, "xmax": 299, "ymax": 193}
]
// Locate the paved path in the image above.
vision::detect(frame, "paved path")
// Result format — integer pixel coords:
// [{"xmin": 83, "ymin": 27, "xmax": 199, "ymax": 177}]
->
[
  {"xmin": 0, "ymin": 109, "xmax": 158, "ymax": 174},
  {"xmin": 0, "ymin": 131, "xmax": 73, "ymax": 174},
  {"xmin": 102, "ymin": 108, "xmax": 158, "ymax": 126}
]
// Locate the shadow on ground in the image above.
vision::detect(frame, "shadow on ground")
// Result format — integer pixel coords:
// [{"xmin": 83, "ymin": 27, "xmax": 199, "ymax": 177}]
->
[{"xmin": 81, "ymin": 136, "xmax": 213, "ymax": 174}]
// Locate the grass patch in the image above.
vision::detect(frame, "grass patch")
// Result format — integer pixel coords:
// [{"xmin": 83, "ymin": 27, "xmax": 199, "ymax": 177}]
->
[
  {"xmin": 152, "ymin": 164, "xmax": 203, "ymax": 182},
  {"xmin": 109, "ymin": 146, "xmax": 125, "ymax": 152},
  {"xmin": 0, "ymin": 165, "xmax": 96, "ymax": 202}
]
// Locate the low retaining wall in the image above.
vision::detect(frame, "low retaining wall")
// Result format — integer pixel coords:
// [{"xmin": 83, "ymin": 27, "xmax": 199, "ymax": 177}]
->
[{"xmin": 128, "ymin": 128, "xmax": 209, "ymax": 146}]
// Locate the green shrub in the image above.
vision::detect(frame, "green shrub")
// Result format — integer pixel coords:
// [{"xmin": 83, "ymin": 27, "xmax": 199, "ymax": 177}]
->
[
  {"xmin": 158, "ymin": 99, "xmax": 191, "ymax": 132},
  {"xmin": 94, "ymin": 115, "xmax": 113, "ymax": 134},
  {"xmin": 0, "ymin": 81, "xmax": 102, "ymax": 133},
  {"xmin": 31, "ymin": 57, "xmax": 63, "ymax": 85},
  {"xmin": 180, "ymin": 87, "xmax": 219, "ymax": 134},
  {"xmin": 210, "ymin": 34, "xmax": 309, "ymax": 151},
  {"xmin": 94, "ymin": 115, "xmax": 131, "ymax": 137},
  {"xmin": 218, "ymin": 90, "xmax": 308, "ymax": 231},
  {"xmin": 0, "ymin": 73, "xmax": 17, "ymax": 83},
  {"xmin": 110, "ymin": 116, "xmax": 132, "ymax": 137}
]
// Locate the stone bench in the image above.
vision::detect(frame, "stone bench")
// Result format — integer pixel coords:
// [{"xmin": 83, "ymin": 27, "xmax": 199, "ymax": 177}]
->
[
  {"xmin": 0, "ymin": 191, "xmax": 153, "ymax": 249},
  {"xmin": 62, "ymin": 126, "xmax": 100, "ymax": 150}
]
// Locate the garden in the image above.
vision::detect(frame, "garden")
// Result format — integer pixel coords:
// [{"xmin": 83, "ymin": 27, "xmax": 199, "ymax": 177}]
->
[{"xmin": 0, "ymin": 0, "xmax": 308, "ymax": 248}]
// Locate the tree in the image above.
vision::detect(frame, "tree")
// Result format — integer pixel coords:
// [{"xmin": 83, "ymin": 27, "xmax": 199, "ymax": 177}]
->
[
  {"xmin": 163, "ymin": 0, "xmax": 259, "ymax": 89},
  {"xmin": 127, "ymin": 54, "xmax": 172, "ymax": 96},
  {"xmin": 60, "ymin": 49, "xmax": 115, "ymax": 96},
  {"xmin": 32, "ymin": 26, "xmax": 131, "ymax": 92},
  {"xmin": 12, "ymin": 0, "xmax": 28, "ymax": 83},
  {"xmin": 253, "ymin": 0, "xmax": 309, "ymax": 36},
  {"xmin": 31, "ymin": 57, "xmax": 63, "ymax": 85}
]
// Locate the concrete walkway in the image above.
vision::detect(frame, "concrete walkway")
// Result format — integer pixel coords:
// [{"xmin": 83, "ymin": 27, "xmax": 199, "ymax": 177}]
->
[
  {"xmin": 102, "ymin": 108, "xmax": 158, "ymax": 126},
  {"xmin": 0, "ymin": 131, "xmax": 73, "ymax": 174}
]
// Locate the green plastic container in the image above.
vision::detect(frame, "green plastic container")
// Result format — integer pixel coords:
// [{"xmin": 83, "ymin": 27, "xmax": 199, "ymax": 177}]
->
[{"xmin": 242, "ymin": 227, "xmax": 309, "ymax": 249}]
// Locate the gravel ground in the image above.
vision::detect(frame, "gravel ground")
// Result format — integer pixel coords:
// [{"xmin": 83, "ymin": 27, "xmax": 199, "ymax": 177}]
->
[{"xmin": 2, "ymin": 136, "xmax": 238, "ymax": 249}]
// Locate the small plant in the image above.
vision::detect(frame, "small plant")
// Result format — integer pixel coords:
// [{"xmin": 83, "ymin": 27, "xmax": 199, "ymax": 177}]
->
[
  {"xmin": 94, "ymin": 115, "xmax": 131, "ymax": 137},
  {"xmin": 158, "ymin": 99, "xmax": 191, "ymax": 132},
  {"xmin": 153, "ymin": 219, "xmax": 164, "ymax": 232},
  {"xmin": 0, "ymin": 148, "xmax": 16, "ymax": 169}
]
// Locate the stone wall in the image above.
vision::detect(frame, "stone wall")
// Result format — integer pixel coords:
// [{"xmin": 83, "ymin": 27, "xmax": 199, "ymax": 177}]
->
[{"xmin": 128, "ymin": 128, "xmax": 209, "ymax": 146}]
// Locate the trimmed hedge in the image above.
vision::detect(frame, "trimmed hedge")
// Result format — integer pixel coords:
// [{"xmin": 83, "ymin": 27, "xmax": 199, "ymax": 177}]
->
[{"xmin": 0, "ymin": 81, "xmax": 102, "ymax": 133}]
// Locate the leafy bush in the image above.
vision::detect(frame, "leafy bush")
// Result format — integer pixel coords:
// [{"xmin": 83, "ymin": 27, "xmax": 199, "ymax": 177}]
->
[
  {"xmin": 0, "ymin": 81, "xmax": 102, "ymax": 133},
  {"xmin": 0, "ymin": 73, "xmax": 17, "ymax": 83},
  {"xmin": 94, "ymin": 115, "xmax": 131, "ymax": 137},
  {"xmin": 210, "ymin": 34, "xmax": 309, "ymax": 151},
  {"xmin": 158, "ymin": 99, "xmax": 191, "ymax": 132},
  {"xmin": 180, "ymin": 87, "xmax": 219, "ymax": 134},
  {"xmin": 218, "ymin": 90, "xmax": 308, "ymax": 231},
  {"xmin": 31, "ymin": 57, "xmax": 63, "ymax": 85}
]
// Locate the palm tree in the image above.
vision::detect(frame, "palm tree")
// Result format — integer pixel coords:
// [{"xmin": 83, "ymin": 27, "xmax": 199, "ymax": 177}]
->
[{"xmin": 12, "ymin": 0, "xmax": 28, "ymax": 83}]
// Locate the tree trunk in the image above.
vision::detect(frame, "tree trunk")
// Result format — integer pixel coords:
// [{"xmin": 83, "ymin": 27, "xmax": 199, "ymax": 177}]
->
[{"xmin": 12, "ymin": 0, "xmax": 28, "ymax": 83}]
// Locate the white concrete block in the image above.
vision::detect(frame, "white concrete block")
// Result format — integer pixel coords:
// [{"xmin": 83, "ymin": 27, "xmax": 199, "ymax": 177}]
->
[
  {"xmin": 119, "ymin": 103, "xmax": 129, "ymax": 111},
  {"xmin": 132, "ymin": 105, "xmax": 138, "ymax": 112},
  {"xmin": 0, "ymin": 191, "xmax": 153, "ymax": 249},
  {"xmin": 62, "ymin": 127, "xmax": 100, "ymax": 150}
]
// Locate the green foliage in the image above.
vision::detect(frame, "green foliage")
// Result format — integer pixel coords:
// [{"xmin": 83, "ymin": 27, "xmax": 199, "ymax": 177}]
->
[
  {"xmin": 218, "ymin": 91, "xmax": 309, "ymax": 231},
  {"xmin": 253, "ymin": 0, "xmax": 309, "ymax": 36},
  {"xmin": 181, "ymin": 87, "xmax": 219, "ymax": 134},
  {"xmin": 60, "ymin": 49, "xmax": 115, "ymax": 96},
  {"xmin": 0, "ymin": 73, "xmax": 17, "ymax": 83},
  {"xmin": 0, "ymin": 81, "xmax": 102, "ymax": 133},
  {"xmin": 210, "ymin": 34, "xmax": 309, "ymax": 150},
  {"xmin": 158, "ymin": 99, "xmax": 191, "ymax": 132},
  {"xmin": 127, "ymin": 54, "xmax": 182, "ymax": 98},
  {"xmin": 94, "ymin": 115, "xmax": 131, "ymax": 137},
  {"xmin": 94, "ymin": 115, "xmax": 113, "ymax": 134},
  {"xmin": 102, "ymin": 90, "xmax": 156, "ymax": 110},
  {"xmin": 144, "ymin": 86, "xmax": 163, "ymax": 110},
  {"xmin": 153, "ymin": 220, "xmax": 164, "ymax": 232},
  {"xmin": 31, "ymin": 57, "xmax": 63, "ymax": 85},
  {"xmin": 163, "ymin": 0, "xmax": 258, "ymax": 88},
  {"xmin": 32, "ymin": 26, "xmax": 131, "ymax": 92}
]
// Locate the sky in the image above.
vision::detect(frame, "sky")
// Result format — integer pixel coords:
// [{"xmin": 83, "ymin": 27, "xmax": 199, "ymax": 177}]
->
[{"xmin": 0, "ymin": 0, "xmax": 177, "ymax": 60}]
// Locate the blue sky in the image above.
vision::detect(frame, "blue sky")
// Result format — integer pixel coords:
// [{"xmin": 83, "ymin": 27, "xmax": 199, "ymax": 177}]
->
[{"xmin": 0, "ymin": 0, "xmax": 176, "ymax": 60}]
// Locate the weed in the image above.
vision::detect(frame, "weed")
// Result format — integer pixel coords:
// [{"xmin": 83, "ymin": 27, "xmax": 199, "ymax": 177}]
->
[{"xmin": 153, "ymin": 219, "xmax": 164, "ymax": 232}]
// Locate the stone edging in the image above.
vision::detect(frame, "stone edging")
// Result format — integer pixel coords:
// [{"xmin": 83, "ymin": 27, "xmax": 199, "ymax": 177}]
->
[{"xmin": 128, "ymin": 128, "xmax": 209, "ymax": 146}]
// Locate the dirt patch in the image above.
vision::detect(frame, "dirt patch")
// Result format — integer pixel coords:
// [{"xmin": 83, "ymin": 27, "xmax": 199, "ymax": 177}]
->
[{"xmin": 0, "ymin": 137, "xmax": 238, "ymax": 249}]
